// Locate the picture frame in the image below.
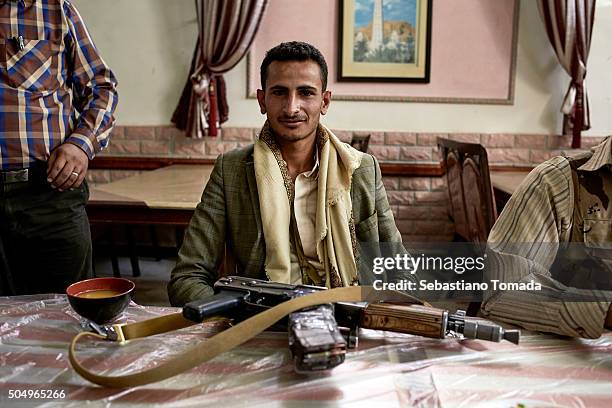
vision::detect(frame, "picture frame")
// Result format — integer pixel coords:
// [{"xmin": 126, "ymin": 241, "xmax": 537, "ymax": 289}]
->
[{"xmin": 338, "ymin": 0, "xmax": 432, "ymax": 83}]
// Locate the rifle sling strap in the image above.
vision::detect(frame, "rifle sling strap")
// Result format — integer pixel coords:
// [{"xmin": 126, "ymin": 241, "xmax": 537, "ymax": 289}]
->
[{"xmin": 69, "ymin": 286, "xmax": 416, "ymax": 388}]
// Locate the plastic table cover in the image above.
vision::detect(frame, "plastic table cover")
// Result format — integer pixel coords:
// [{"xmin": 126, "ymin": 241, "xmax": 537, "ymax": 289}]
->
[{"xmin": 0, "ymin": 295, "xmax": 611, "ymax": 408}]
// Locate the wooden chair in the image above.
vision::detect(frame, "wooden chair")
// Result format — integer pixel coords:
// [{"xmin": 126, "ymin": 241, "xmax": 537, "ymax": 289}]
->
[
  {"xmin": 437, "ymin": 138, "xmax": 497, "ymax": 243},
  {"xmin": 350, "ymin": 134, "xmax": 370, "ymax": 153},
  {"xmin": 438, "ymin": 138, "xmax": 498, "ymax": 316}
]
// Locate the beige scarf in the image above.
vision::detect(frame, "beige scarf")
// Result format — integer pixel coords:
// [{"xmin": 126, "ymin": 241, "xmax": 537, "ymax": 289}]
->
[{"xmin": 254, "ymin": 122, "xmax": 364, "ymax": 287}]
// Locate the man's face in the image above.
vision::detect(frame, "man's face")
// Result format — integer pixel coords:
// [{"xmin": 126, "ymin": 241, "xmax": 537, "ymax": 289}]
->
[{"xmin": 257, "ymin": 60, "xmax": 331, "ymax": 144}]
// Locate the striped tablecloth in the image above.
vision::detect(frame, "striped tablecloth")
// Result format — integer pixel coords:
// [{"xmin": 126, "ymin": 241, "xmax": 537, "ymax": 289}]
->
[{"xmin": 0, "ymin": 295, "xmax": 611, "ymax": 407}]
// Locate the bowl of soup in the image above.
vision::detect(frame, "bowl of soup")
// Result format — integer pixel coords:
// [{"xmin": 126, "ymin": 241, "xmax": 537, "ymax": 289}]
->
[{"xmin": 66, "ymin": 277, "xmax": 135, "ymax": 324}]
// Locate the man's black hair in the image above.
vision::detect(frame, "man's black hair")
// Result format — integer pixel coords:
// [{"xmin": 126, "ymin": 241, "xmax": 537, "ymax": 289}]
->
[{"xmin": 260, "ymin": 41, "xmax": 328, "ymax": 91}]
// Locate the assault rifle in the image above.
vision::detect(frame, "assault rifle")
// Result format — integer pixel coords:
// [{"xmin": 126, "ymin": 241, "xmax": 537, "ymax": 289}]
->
[{"xmin": 183, "ymin": 276, "xmax": 519, "ymax": 372}]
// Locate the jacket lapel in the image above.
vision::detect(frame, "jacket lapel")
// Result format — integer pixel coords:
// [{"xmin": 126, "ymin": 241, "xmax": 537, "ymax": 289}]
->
[{"xmin": 245, "ymin": 158, "xmax": 266, "ymax": 275}]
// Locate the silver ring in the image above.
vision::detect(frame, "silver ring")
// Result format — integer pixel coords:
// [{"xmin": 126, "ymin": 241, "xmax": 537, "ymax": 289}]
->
[{"xmin": 71, "ymin": 171, "xmax": 79, "ymax": 178}]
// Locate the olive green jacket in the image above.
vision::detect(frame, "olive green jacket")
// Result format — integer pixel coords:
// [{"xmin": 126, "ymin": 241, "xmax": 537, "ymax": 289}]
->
[{"xmin": 168, "ymin": 145, "xmax": 402, "ymax": 306}]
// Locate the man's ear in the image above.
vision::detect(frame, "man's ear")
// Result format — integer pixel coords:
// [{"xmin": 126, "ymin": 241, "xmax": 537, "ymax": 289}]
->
[
  {"xmin": 256, "ymin": 89, "xmax": 266, "ymax": 114},
  {"xmin": 320, "ymin": 90, "xmax": 332, "ymax": 115}
]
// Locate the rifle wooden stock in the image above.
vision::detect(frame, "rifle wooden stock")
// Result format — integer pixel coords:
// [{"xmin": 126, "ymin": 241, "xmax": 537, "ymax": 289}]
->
[{"xmin": 360, "ymin": 304, "xmax": 446, "ymax": 339}]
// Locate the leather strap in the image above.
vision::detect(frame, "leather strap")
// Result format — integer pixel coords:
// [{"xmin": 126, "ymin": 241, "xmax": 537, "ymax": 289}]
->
[
  {"xmin": 120, "ymin": 312, "xmax": 195, "ymax": 340},
  {"xmin": 70, "ymin": 286, "xmax": 410, "ymax": 388}
]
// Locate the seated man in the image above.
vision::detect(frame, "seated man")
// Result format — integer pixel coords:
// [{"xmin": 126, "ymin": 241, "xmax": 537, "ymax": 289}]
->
[
  {"xmin": 483, "ymin": 136, "xmax": 612, "ymax": 338},
  {"xmin": 168, "ymin": 42, "xmax": 403, "ymax": 306}
]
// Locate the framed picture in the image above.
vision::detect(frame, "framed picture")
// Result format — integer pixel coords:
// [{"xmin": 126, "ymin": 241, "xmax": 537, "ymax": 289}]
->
[{"xmin": 338, "ymin": 0, "xmax": 432, "ymax": 83}]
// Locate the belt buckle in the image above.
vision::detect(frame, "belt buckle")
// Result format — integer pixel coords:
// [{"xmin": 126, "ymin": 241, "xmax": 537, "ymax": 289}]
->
[
  {"xmin": 87, "ymin": 322, "xmax": 127, "ymax": 343},
  {"xmin": 3, "ymin": 168, "xmax": 29, "ymax": 184}
]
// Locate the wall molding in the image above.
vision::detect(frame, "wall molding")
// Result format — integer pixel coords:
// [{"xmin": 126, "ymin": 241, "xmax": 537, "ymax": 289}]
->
[
  {"xmin": 91, "ymin": 156, "xmax": 216, "ymax": 170},
  {"xmin": 90, "ymin": 155, "xmax": 533, "ymax": 176}
]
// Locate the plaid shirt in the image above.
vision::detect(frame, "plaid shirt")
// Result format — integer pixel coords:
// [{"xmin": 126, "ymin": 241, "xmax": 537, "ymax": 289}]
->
[{"xmin": 0, "ymin": 0, "xmax": 118, "ymax": 170}]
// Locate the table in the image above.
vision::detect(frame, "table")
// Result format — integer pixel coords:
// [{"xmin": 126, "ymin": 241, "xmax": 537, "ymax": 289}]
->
[
  {"xmin": 87, "ymin": 164, "xmax": 213, "ymax": 226},
  {"xmin": 87, "ymin": 165, "xmax": 213, "ymax": 276},
  {"xmin": 490, "ymin": 171, "xmax": 530, "ymax": 212},
  {"xmin": 1, "ymin": 295, "xmax": 611, "ymax": 407}
]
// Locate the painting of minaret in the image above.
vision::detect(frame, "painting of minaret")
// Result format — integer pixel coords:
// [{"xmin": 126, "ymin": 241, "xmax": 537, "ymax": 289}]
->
[
  {"xmin": 369, "ymin": 0, "xmax": 384, "ymax": 52},
  {"xmin": 353, "ymin": 0, "xmax": 417, "ymax": 63}
]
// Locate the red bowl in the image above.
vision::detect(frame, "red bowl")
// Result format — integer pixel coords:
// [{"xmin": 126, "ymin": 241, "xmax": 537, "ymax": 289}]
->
[{"xmin": 66, "ymin": 277, "xmax": 135, "ymax": 324}]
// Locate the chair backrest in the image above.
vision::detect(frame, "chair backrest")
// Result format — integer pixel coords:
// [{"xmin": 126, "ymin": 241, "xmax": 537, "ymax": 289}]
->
[
  {"xmin": 350, "ymin": 134, "xmax": 370, "ymax": 153},
  {"xmin": 437, "ymin": 138, "xmax": 497, "ymax": 242}
]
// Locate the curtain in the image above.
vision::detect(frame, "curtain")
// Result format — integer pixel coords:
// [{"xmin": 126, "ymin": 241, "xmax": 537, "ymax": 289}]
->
[
  {"xmin": 172, "ymin": 0, "xmax": 268, "ymax": 138},
  {"xmin": 537, "ymin": 0, "xmax": 596, "ymax": 148}
]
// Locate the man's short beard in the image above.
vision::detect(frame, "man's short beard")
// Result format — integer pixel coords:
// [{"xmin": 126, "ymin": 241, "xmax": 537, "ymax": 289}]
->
[
  {"xmin": 276, "ymin": 132, "xmax": 309, "ymax": 142},
  {"xmin": 269, "ymin": 123, "xmax": 317, "ymax": 144}
]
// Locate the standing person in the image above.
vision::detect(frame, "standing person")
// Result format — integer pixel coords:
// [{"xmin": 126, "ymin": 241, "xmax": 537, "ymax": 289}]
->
[
  {"xmin": 0, "ymin": 0, "xmax": 118, "ymax": 294},
  {"xmin": 168, "ymin": 41, "xmax": 403, "ymax": 306}
]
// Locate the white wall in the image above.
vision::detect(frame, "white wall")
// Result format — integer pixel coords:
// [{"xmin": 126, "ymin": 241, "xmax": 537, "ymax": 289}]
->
[
  {"xmin": 71, "ymin": 0, "xmax": 198, "ymax": 126},
  {"xmin": 73, "ymin": 0, "xmax": 612, "ymax": 136}
]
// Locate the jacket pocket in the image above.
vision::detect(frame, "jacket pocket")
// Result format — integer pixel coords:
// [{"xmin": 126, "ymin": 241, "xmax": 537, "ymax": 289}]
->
[
  {"xmin": 356, "ymin": 211, "xmax": 378, "ymax": 242},
  {"xmin": 1, "ymin": 38, "xmax": 61, "ymax": 92},
  {"xmin": 583, "ymin": 219, "xmax": 612, "ymax": 256},
  {"xmin": 577, "ymin": 218, "xmax": 612, "ymax": 289}
]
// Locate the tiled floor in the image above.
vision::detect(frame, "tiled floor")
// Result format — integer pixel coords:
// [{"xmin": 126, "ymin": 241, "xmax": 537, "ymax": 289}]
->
[{"xmin": 94, "ymin": 255, "xmax": 175, "ymax": 307}]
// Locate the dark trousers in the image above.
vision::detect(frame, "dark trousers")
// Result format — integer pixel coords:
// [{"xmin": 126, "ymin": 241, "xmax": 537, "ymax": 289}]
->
[{"xmin": 0, "ymin": 166, "xmax": 92, "ymax": 295}]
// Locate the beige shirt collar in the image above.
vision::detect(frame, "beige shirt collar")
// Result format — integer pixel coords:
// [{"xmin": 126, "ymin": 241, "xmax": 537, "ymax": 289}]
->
[
  {"xmin": 578, "ymin": 136, "xmax": 612, "ymax": 171},
  {"xmin": 302, "ymin": 148, "xmax": 320, "ymax": 178}
]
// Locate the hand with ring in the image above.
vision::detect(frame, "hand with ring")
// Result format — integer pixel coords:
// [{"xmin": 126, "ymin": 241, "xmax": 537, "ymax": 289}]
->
[{"xmin": 47, "ymin": 143, "xmax": 89, "ymax": 191}]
